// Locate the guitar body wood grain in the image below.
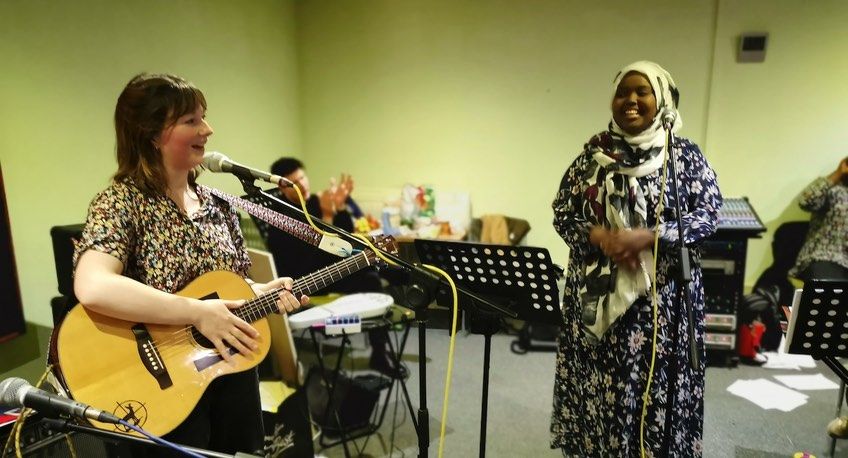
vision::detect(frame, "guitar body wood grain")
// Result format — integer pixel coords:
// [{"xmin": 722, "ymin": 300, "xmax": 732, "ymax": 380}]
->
[{"xmin": 55, "ymin": 270, "xmax": 270, "ymax": 437}]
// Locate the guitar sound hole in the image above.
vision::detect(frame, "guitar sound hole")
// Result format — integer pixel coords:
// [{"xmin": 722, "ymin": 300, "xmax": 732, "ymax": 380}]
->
[
  {"xmin": 191, "ymin": 328, "xmax": 213, "ymax": 349},
  {"xmin": 191, "ymin": 328, "xmax": 235, "ymax": 353},
  {"xmin": 190, "ymin": 291, "xmax": 234, "ymax": 352}
]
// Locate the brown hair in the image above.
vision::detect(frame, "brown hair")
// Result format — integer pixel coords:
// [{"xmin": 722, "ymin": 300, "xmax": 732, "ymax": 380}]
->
[{"xmin": 113, "ymin": 73, "xmax": 207, "ymax": 195}]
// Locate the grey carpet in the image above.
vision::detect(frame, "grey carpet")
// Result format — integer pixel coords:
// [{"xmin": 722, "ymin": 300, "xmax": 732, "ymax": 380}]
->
[{"xmin": 307, "ymin": 327, "xmax": 848, "ymax": 457}]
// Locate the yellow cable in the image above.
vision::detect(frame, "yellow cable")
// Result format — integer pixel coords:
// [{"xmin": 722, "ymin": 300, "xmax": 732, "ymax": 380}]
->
[
  {"xmin": 65, "ymin": 434, "xmax": 78, "ymax": 458},
  {"xmin": 639, "ymin": 142, "xmax": 670, "ymax": 458},
  {"xmin": 422, "ymin": 264, "xmax": 458, "ymax": 458},
  {"xmin": 13, "ymin": 409, "xmax": 31, "ymax": 458},
  {"xmin": 290, "ymin": 183, "xmax": 459, "ymax": 456},
  {"xmin": 289, "ymin": 184, "xmax": 339, "ymax": 239},
  {"xmin": 287, "ymin": 185, "xmax": 401, "ymax": 268},
  {"xmin": 353, "ymin": 233, "xmax": 401, "ymax": 267}
]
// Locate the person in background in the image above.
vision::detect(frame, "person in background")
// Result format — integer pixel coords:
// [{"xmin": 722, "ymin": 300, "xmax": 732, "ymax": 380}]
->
[
  {"xmin": 792, "ymin": 156, "xmax": 848, "ymax": 438},
  {"xmin": 266, "ymin": 157, "xmax": 405, "ymax": 378},
  {"xmin": 73, "ymin": 73, "xmax": 307, "ymax": 455},
  {"xmin": 550, "ymin": 61, "xmax": 722, "ymax": 456},
  {"xmin": 790, "ymin": 156, "xmax": 848, "ymax": 282}
]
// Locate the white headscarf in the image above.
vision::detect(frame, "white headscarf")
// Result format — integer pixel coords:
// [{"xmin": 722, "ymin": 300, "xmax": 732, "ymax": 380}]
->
[
  {"xmin": 609, "ymin": 60, "xmax": 682, "ymax": 154},
  {"xmin": 580, "ymin": 61, "xmax": 682, "ymax": 342}
]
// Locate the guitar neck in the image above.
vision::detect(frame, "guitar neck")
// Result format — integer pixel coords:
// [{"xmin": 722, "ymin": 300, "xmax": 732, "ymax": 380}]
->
[{"xmin": 233, "ymin": 251, "xmax": 373, "ymax": 323}]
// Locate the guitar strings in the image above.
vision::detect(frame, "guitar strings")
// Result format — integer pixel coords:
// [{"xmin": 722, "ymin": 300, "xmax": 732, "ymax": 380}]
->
[
  {"xmin": 154, "ymin": 239, "xmax": 382, "ymax": 349},
  {"xmin": 152, "ymin": 253, "xmax": 373, "ymax": 357},
  {"xmin": 154, "ymin": 255, "xmax": 365, "ymax": 355}
]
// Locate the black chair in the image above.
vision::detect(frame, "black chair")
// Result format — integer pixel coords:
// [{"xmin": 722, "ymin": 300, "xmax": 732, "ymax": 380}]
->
[
  {"xmin": 753, "ymin": 221, "xmax": 809, "ymax": 305},
  {"xmin": 751, "ymin": 221, "xmax": 809, "ymax": 351},
  {"xmin": 49, "ymin": 224, "xmax": 84, "ymax": 326}
]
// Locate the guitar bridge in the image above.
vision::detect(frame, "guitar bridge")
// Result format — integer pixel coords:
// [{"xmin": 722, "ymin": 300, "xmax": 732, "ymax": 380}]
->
[{"xmin": 131, "ymin": 324, "xmax": 173, "ymax": 390}]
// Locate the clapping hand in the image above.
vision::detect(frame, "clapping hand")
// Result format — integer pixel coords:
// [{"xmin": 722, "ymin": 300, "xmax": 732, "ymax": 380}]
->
[
  {"xmin": 831, "ymin": 157, "xmax": 848, "ymax": 185},
  {"xmin": 319, "ymin": 173, "xmax": 354, "ymax": 219}
]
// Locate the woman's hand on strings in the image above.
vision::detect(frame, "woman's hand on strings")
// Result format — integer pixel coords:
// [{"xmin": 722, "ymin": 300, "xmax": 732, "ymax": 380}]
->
[
  {"xmin": 259, "ymin": 276, "xmax": 309, "ymax": 314},
  {"xmin": 192, "ymin": 298, "xmax": 261, "ymax": 363}
]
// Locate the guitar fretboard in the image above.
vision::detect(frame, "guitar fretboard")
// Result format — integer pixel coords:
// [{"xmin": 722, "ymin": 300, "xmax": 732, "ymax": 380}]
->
[{"xmin": 234, "ymin": 251, "xmax": 374, "ymax": 323}]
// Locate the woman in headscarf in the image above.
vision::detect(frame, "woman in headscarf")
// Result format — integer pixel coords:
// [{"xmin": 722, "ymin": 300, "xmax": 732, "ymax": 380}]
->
[{"xmin": 550, "ymin": 61, "xmax": 722, "ymax": 457}]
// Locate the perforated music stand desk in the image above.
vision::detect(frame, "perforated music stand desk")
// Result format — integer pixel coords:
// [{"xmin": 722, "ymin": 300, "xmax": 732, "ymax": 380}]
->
[
  {"xmin": 786, "ymin": 280, "xmax": 848, "ymax": 355},
  {"xmin": 413, "ymin": 239, "xmax": 561, "ymax": 458},
  {"xmin": 784, "ymin": 279, "xmax": 848, "ymax": 455},
  {"xmin": 414, "ymin": 240, "xmax": 562, "ymax": 326},
  {"xmin": 785, "ymin": 279, "xmax": 848, "ymax": 381}
]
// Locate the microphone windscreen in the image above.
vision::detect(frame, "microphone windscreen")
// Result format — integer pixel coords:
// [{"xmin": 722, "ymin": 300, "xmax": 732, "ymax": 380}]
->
[
  {"xmin": 202, "ymin": 151, "xmax": 229, "ymax": 172},
  {"xmin": 0, "ymin": 377, "xmax": 28, "ymax": 408}
]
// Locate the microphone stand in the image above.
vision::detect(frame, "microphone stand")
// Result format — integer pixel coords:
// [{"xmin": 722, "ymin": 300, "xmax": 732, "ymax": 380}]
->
[
  {"xmin": 662, "ymin": 126, "xmax": 699, "ymax": 371},
  {"xmin": 235, "ymin": 177, "xmax": 516, "ymax": 458},
  {"xmin": 660, "ymin": 123, "xmax": 700, "ymax": 456}
]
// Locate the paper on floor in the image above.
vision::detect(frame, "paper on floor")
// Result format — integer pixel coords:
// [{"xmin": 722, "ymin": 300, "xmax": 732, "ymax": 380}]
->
[
  {"xmin": 726, "ymin": 378, "xmax": 808, "ymax": 412},
  {"xmin": 760, "ymin": 351, "xmax": 817, "ymax": 370},
  {"xmin": 774, "ymin": 373, "xmax": 840, "ymax": 391}
]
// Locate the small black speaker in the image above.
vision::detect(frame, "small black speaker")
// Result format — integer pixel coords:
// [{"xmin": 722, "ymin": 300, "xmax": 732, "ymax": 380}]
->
[
  {"xmin": 50, "ymin": 224, "xmax": 84, "ymax": 298},
  {"xmin": 738, "ymin": 33, "xmax": 768, "ymax": 63},
  {"xmin": 305, "ymin": 367, "xmax": 384, "ymax": 435}
]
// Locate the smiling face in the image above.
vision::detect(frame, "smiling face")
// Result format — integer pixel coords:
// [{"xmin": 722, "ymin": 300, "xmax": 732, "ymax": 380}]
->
[
  {"xmin": 611, "ymin": 72, "xmax": 658, "ymax": 135},
  {"xmin": 157, "ymin": 105, "xmax": 213, "ymax": 172}
]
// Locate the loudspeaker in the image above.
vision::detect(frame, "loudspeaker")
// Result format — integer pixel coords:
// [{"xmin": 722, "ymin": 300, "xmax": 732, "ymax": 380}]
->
[
  {"xmin": 261, "ymin": 386, "xmax": 314, "ymax": 458},
  {"xmin": 1, "ymin": 417, "xmax": 124, "ymax": 457},
  {"xmin": 305, "ymin": 367, "xmax": 385, "ymax": 435},
  {"xmin": 738, "ymin": 33, "xmax": 768, "ymax": 63}
]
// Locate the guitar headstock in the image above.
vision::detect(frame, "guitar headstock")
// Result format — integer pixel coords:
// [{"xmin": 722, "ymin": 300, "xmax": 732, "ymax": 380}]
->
[{"xmin": 369, "ymin": 234, "xmax": 398, "ymax": 255}]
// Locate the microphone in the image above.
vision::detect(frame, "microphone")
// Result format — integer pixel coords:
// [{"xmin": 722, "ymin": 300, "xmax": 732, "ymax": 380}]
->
[
  {"xmin": 202, "ymin": 151, "xmax": 292, "ymax": 187},
  {"xmin": 661, "ymin": 109, "xmax": 677, "ymax": 130},
  {"xmin": 0, "ymin": 377, "xmax": 121, "ymax": 424}
]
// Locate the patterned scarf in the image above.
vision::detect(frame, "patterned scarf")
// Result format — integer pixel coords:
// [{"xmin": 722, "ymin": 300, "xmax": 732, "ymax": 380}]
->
[{"xmin": 580, "ymin": 61, "xmax": 681, "ymax": 342}]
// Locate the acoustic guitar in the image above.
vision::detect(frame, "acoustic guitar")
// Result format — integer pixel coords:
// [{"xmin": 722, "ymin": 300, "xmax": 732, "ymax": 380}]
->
[{"xmin": 50, "ymin": 235, "xmax": 396, "ymax": 437}]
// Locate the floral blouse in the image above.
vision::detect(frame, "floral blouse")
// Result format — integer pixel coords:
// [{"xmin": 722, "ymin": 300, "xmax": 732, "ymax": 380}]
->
[
  {"xmin": 791, "ymin": 177, "xmax": 848, "ymax": 276},
  {"xmin": 73, "ymin": 179, "xmax": 251, "ymax": 293}
]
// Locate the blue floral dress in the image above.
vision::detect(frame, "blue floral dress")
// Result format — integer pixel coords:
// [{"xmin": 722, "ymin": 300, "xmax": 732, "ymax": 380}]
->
[{"xmin": 550, "ymin": 135, "xmax": 722, "ymax": 457}]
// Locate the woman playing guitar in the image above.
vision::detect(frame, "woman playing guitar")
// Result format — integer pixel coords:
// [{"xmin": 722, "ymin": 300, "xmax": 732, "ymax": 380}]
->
[{"xmin": 72, "ymin": 73, "xmax": 308, "ymax": 454}]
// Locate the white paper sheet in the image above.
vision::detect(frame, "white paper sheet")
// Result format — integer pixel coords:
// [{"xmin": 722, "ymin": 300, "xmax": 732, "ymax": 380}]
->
[
  {"xmin": 774, "ymin": 373, "xmax": 840, "ymax": 391},
  {"xmin": 726, "ymin": 378, "xmax": 808, "ymax": 412},
  {"xmin": 760, "ymin": 351, "xmax": 817, "ymax": 370}
]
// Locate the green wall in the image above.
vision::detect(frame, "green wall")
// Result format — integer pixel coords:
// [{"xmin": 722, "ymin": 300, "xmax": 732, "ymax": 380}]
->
[
  {"xmin": 295, "ymin": 0, "xmax": 848, "ymax": 287},
  {"xmin": 296, "ymin": 0, "xmax": 716, "ymax": 270},
  {"xmin": 2, "ymin": 0, "xmax": 847, "ymax": 335},
  {"xmin": 0, "ymin": 0, "xmax": 301, "ymax": 328},
  {"xmin": 704, "ymin": 0, "xmax": 848, "ymax": 278}
]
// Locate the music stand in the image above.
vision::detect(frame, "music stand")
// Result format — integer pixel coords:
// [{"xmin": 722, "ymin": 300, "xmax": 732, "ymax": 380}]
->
[
  {"xmin": 232, "ymin": 179, "xmax": 515, "ymax": 457},
  {"xmin": 784, "ymin": 278, "xmax": 848, "ymax": 456},
  {"xmin": 414, "ymin": 239, "xmax": 561, "ymax": 457},
  {"xmin": 786, "ymin": 279, "xmax": 848, "ymax": 357},
  {"xmin": 785, "ymin": 279, "xmax": 848, "ymax": 377}
]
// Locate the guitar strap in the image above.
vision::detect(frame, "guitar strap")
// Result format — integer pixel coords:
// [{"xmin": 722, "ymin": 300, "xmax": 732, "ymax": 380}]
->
[{"xmin": 208, "ymin": 187, "xmax": 324, "ymax": 250}]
